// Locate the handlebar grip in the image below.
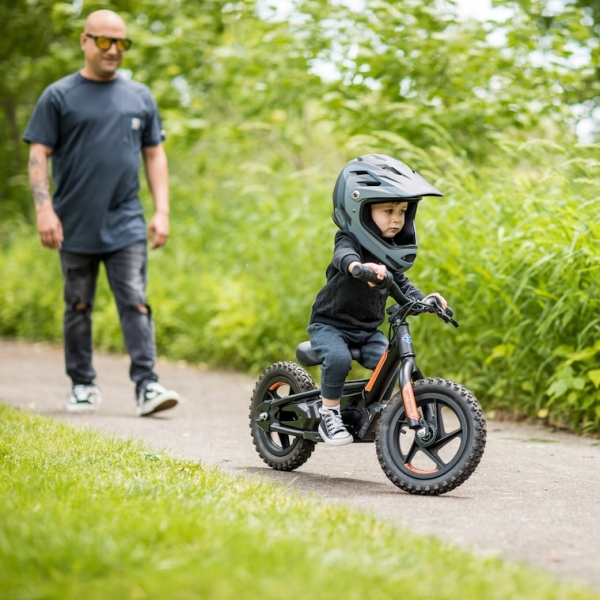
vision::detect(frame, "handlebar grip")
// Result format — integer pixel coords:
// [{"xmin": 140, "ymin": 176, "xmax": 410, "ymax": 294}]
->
[
  {"xmin": 422, "ymin": 296, "xmax": 455, "ymax": 319},
  {"xmin": 351, "ymin": 264, "xmax": 384, "ymax": 285}
]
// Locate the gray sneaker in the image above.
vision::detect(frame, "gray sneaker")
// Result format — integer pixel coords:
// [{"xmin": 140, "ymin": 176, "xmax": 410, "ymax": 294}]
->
[
  {"xmin": 137, "ymin": 382, "xmax": 179, "ymax": 416},
  {"xmin": 318, "ymin": 406, "xmax": 353, "ymax": 446},
  {"xmin": 66, "ymin": 384, "xmax": 101, "ymax": 413}
]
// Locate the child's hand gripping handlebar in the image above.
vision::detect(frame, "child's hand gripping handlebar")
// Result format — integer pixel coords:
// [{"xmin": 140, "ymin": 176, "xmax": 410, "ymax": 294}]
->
[{"xmin": 351, "ymin": 264, "xmax": 458, "ymax": 327}]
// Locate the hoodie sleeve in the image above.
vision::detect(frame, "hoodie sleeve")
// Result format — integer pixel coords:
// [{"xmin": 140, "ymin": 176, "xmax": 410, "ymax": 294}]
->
[
  {"xmin": 392, "ymin": 272, "xmax": 425, "ymax": 301},
  {"xmin": 331, "ymin": 230, "xmax": 362, "ymax": 276}
]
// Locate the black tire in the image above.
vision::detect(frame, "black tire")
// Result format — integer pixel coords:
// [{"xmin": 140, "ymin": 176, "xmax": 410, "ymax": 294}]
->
[
  {"xmin": 249, "ymin": 361, "xmax": 317, "ymax": 471},
  {"xmin": 376, "ymin": 377, "xmax": 486, "ymax": 495}
]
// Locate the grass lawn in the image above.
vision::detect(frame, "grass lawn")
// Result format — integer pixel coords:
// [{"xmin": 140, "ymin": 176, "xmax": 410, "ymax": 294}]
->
[{"xmin": 0, "ymin": 402, "xmax": 597, "ymax": 600}]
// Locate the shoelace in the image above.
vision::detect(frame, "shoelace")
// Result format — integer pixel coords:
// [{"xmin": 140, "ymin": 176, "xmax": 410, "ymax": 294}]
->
[
  {"xmin": 144, "ymin": 383, "xmax": 164, "ymax": 400},
  {"xmin": 73, "ymin": 386, "xmax": 96, "ymax": 402},
  {"xmin": 321, "ymin": 409, "xmax": 346, "ymax": 436}
]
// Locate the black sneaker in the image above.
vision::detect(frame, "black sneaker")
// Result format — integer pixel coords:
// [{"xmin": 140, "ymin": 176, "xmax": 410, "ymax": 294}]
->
[
  {"xmin": 137, "ymin": 382, "xmax": 179, "ymax": 416},
  {"xmin": 66, "ymin": 384, "xmax": 101, "ymax": 413},
  {"xmin": 318, "ymin": 406, "xmax": 353, "ymax": 446}
]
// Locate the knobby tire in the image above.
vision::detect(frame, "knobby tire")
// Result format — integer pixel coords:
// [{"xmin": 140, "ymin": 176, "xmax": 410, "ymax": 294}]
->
[
  {"xmin": 376, "ymin": 377, "xmax": 486, "ymax": 495},
  {"xmin": 249, "ymin": 361, "xmax": 317, "ymax": 471}
]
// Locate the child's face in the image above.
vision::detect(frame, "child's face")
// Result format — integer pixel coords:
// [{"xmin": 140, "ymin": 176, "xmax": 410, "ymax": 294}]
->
[{"xmin": 370, "ymin": 201, "xmax": 409, "ymax": 238}]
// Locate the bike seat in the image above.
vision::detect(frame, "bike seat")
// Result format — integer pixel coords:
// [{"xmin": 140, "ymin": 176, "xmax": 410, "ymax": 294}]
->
[{"xmin": 295, "ymin": 341, "xmax": 362, "ymax": 367}]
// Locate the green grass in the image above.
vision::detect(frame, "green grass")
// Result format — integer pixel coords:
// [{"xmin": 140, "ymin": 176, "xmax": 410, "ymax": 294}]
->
[{"xmin": 0, "ymin": 403, "xmax": 597, "ymax": 600}]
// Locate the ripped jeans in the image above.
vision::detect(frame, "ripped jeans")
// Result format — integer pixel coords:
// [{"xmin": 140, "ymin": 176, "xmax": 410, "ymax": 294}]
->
[{"xmin": 59, "ymin": 240, "xmax": 158, "ymax": 394}]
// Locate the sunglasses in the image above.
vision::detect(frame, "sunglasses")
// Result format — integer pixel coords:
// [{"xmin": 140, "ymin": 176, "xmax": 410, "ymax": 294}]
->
[{"xmin": 85, "ymin": 33, "xmax": 133, "ymax": 52}]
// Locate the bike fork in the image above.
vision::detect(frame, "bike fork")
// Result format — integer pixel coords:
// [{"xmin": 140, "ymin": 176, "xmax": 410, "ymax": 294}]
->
[{"xmin": 394, "ymin": 324, "xmax": 432, "ymax": 440}]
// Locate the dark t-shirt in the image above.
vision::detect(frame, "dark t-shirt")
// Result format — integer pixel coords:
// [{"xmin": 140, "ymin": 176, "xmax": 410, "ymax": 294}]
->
[{"xmin": 23, "ymin": 72, "xmax": 164, "ymax": 253}]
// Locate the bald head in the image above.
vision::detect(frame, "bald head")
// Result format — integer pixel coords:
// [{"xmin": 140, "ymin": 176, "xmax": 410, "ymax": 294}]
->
[{"xmin": 84, "ymin": 10, "xmax": 126, "ymax": 34}]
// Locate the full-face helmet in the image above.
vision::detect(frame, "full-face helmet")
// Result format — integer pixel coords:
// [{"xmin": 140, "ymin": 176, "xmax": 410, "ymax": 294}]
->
[{"xmin": 332, "ymin": 154, "xmax": 443, "ymax": 273}]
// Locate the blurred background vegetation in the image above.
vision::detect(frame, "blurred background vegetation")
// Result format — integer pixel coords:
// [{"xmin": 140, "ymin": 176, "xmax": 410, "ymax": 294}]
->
[{"xmin": 3, "ymin": 0, "xmax": 600, "ymax": 434}]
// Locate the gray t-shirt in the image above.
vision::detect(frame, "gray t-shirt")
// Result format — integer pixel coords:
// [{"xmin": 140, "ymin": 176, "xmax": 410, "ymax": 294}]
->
[{"xmin": 23, "ymin": 72, "xmax": 164, "ymax": 253}]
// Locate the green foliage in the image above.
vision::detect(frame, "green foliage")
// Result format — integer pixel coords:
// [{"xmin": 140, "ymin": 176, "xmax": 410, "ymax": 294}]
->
[
  {"xmin": 0, "ymin": 0, "xmax": 82, "ymax": 221},
  {"xmin": 4, "ymin": 0, "xmax": 600, "ymax": 433},
  {"xmin": 398, "ymin": 138, "xmax": 600, "ymax": 434},
  {"xmin": 293, "ymin": 0, "xmax": 582, "ymax": 160},
  {"xmin": 0, "ymin": 232, "xmax": 63, "ymax": 340},
  {"xmin": 2, "ymin": 403, "xmax": 598, "ymax": 599},
  {"xmin": 5, "ymin": 136, "xmax": 600, "ymax": 434}
]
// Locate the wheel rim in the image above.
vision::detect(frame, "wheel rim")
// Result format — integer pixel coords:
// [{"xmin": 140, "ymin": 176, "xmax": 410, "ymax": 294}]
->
[
  {"xmin": 255, "ymin": 379, "xmax": 303, "ymax": 457},
  {"xmin": 387, "ymin": 392, "xmax": 470, "ymax": 478}
]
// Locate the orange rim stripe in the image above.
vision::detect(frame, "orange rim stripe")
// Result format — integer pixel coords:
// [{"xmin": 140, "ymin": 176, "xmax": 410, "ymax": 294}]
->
[{"xmin": 404, "ymin": 463, "xmax": 438, "ymax": 474}]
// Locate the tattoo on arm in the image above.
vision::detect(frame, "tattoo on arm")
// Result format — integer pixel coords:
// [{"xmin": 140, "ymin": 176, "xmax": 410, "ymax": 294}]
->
[
  {"xmin": 31, "ymin": 183, "xmax": 51, "ymax": 207},
  {"xmin": 28, "ymin": 152, "xmax": 51, "ymax": 207}
]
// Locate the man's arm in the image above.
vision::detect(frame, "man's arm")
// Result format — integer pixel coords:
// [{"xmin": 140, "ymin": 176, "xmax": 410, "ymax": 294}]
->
[
  {"xmin": 28, "ymin": 143, "xmax": 63, "ymax": 250},
  {"xmin": 142, "ymin": 144, "xmax": 170, "ymax": 250}
]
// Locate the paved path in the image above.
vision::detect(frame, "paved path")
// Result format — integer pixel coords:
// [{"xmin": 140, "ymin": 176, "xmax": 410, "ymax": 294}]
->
[{"xmin": 1, "ymin": 339, "xmax": 599, "ymax": 591}]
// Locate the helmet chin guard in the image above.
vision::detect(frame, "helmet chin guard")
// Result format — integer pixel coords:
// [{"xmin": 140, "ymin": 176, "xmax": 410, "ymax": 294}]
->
[{"xmin": 332, "ymin": 154, "xmax": 443, "ymax": 273}]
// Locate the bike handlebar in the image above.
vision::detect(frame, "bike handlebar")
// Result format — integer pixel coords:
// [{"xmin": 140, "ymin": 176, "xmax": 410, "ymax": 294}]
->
[
  {"xmin": 351, "ymin": 263, "xmax": 385, "ymax": 286},
  {"xmin": 351, "ymin": 264, "xmax": 458, "ymax": 327}
]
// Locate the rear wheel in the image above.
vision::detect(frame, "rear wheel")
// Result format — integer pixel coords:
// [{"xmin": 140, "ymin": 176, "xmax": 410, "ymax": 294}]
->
[
  {"xmin": 376, "ymin": 378, "xmax": 486, "ymax": 495},
  {"xmin": 249, "ymin": 361, "xmax": 317, "ymax": 471}
]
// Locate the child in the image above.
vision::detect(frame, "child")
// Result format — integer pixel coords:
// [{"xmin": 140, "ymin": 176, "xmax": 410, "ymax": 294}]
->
[{"xmin": 308, "ymin": 154, "xmax": 447, "ymax": 445}]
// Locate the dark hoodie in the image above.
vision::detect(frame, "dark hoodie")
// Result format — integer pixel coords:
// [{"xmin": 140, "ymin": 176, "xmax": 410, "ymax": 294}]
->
[{"xmin": 309, "ymin": 230, "xmax": 424, "ymax": 331}]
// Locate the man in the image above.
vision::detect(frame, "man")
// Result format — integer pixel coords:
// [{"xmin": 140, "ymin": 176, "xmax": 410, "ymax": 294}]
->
[{"xmin": 23, "ymin": 9, "xmax": 179, "ymax": 416}]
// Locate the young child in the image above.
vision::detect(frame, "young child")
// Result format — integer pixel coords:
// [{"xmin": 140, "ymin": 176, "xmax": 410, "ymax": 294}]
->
[{"xmin": 308, "ymin": 154, "xmax": 447, "ymax": 445}]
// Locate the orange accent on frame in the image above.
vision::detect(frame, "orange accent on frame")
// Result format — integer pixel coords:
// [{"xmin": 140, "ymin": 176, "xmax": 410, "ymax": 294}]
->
[
  {"xmin": 402, "ymin": 381, "xmax": 420, "ymax": 421},
  {"xmin": 268, "ymin": 382, "xmax": 285, "ymax": 391},
  {"xmin": 365, "ymin": 350, "xmax": 388, "ymax": 392}
]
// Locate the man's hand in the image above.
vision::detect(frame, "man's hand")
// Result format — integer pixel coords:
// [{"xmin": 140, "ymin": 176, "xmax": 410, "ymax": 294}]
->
[
  {"xmin": 36, "ymin": 204, "xmax": 63, "ymax": 250},
  {"xmin": 37, "ymin": 202, "xmax": 63, "ymax": 250},
  {"xmin": 148, "ymin": 212, "xmax": 170, "ymax": 249}
]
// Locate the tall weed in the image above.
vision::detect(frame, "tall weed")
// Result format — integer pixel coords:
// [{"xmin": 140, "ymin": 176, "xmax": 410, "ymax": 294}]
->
[
  {"xmin": 399, "ymin": 139, "xmax": 600, "ymax": 433},
  {"xmin": 3, "ymin": 133, "xmax": 600, "ymax": 433}
]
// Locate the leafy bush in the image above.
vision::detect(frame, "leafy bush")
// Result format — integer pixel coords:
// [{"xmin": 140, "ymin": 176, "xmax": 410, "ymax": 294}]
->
[
  {"xmin": 4, "ymin": 137, "xmax": 600, "ymax": 434},
  {"xmin": 392, "ymin": 138, "xmax": 600, "ymax": 434}
]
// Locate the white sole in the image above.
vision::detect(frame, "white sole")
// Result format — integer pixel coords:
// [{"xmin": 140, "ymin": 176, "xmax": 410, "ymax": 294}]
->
[
  {"xmin": 137, "ymin": 392, "xmax": 179, "ymax": 416},
  {"xmin": 66, "ymin": 403, "xmax": 98, "ymax": 413},
  {"xmin": 318, "ymin": 424, "xmax": 354, "ymax": 446}
]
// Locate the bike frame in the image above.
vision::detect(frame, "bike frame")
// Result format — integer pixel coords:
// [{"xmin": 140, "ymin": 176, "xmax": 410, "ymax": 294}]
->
[{"xmin": 256, "ymin": 308, "xmax": 427, "ymax": 444}]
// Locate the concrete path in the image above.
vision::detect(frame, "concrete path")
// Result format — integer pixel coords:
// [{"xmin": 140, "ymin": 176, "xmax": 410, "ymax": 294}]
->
[{"xmin": 1, "ymin": 339, "xmax": 599, "ymax": 591}]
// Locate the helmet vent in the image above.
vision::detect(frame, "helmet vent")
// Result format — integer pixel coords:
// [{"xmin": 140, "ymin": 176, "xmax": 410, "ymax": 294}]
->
[
  {"xmin": 381, "ymin": 165, "xmax": 402, "ymax": 176},
  {"xmin": 351, "ymin": 171, "xmax": 381, "ymax": 187},
  {"xmin": 380, "ymin": 172, "xmax": 410, "ymax": 183}
]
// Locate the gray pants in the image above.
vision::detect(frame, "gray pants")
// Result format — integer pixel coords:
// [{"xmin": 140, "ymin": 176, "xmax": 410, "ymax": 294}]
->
[
  {"xmin": 307, "ymin": 322, "xmax": 391, "ymax": 399},
  {"xmin": 59, "ymin": 240, "xmax": 158, "ymax": 395}
]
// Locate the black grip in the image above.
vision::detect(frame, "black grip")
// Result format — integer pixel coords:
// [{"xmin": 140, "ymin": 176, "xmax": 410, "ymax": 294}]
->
[
  {"xmin": 423, "ymin": 296, "xmax": 453, "ymax": 316},
  {"xmin": 351, "ymin": 264, "xmax": 382, "ymax": 285}
]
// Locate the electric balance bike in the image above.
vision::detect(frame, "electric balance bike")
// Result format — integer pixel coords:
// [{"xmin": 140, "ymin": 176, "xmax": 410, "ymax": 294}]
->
[{"xmin": 249, "ymin": 265, "xmax": 486, "ymax": 495}]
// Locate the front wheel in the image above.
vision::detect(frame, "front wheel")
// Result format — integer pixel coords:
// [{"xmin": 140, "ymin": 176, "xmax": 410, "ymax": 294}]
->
[
  {"xmin": 376, "ymin": 377, "xmax": 486, "ymax": 495},
  {"xmin": 249, "ymin": 361, "xmax": 317, "ymax": 471}
]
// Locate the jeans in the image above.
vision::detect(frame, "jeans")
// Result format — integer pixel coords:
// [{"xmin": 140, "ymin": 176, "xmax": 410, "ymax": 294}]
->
[
  {"xmin": 307, "ymin": 322, "xmax": 391, "ymax": 399},
  {"xmin": 59, "ymin": 240, "xmax": 158, "ymax": 395}
]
